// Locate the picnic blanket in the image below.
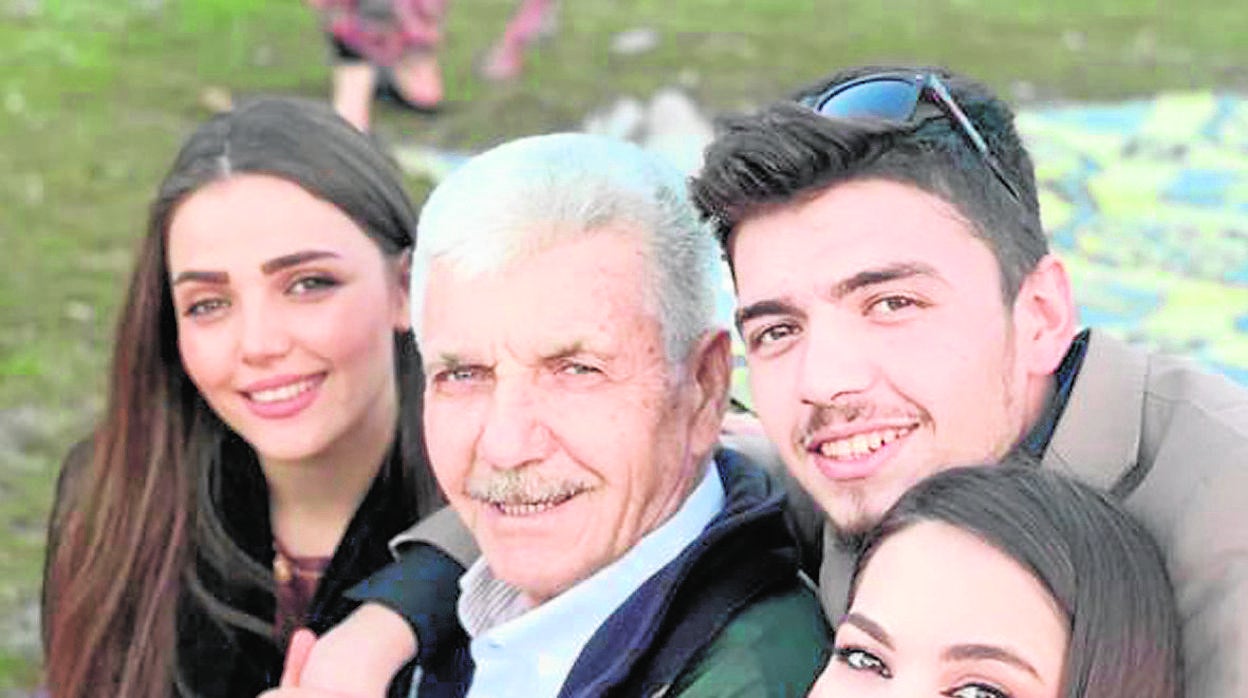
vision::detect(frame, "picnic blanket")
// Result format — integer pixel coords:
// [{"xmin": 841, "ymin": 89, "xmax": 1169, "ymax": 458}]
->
[{"xmin": 1019, "ymin": 92, "xmax": 1246, "ymax": 386}]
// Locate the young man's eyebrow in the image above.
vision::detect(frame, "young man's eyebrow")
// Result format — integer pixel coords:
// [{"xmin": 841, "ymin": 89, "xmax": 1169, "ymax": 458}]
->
[
  {"xmin": 839, "ymin": 612, "xmax": 894, "ymax": 650},
  {"xmin": 733, "ymin": 262, "xmax": 945, "ymax": 331},
  {"xmin": 943, "ymin": 643, "xmax": 1041, "ymax": 680},
  {"xmin": 827, "ymin": 262, "xmax": 944, "ymax": 300},
  {"xmin": 260, "ymin": 250, "xmax": 340, "ymax": 275},
  {"xmin": 734, "ymin": 299, "xmax": 803, "ymax": 333}
]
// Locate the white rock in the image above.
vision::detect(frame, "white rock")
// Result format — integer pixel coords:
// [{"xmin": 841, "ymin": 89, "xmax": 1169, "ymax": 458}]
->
[
  {"xmin": 611, "ymin": 27, "xmax": 660, "ymax": 56},
  {"xmin": 641, "ymin": 88, "xmax": 714, "ymax": 174},
  {"xmin": 582, "ymin": 97, "xmax": 646, "ymax": 141}
]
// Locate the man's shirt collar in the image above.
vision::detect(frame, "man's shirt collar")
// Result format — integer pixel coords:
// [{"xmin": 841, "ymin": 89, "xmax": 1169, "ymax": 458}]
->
[
  {"xmin": 457, "ymin": 459, "xmax": 726, "ymax": 698},
  {"xmin": 1018, "ymin": 328, "xmax": 1091, "ymax": 459}
]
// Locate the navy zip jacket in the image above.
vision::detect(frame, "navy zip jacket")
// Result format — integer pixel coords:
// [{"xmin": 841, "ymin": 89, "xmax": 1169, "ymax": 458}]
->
[{"xmin": 354, "ymin": 448, "xmax": 828, "ymax": 697}]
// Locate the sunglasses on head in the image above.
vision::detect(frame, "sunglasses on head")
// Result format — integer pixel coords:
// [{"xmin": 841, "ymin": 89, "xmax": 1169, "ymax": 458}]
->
[{"xmin": 803, "ymin": 71, "xmax": 1024, "ymax": 205}]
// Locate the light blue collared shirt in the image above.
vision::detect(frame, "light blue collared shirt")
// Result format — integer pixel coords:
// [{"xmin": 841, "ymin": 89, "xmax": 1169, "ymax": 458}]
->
[{"xmin": 457, "ymin": 461, "xmax": 726, "ymax": 698}]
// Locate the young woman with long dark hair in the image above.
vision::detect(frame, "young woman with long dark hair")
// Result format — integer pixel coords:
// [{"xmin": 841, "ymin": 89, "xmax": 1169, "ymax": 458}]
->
[
  {"xmin": 42, "ymin": 97, "xmax": 445, "ymax": 697},
  {"xmin": 810, "ymin": 462, "xmax": 1182, "ymax": 698}
]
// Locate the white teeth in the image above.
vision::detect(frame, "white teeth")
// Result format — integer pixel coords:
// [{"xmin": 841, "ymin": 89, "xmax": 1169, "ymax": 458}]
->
[
  {"xmin": 850, "ymin": 434, "xmax": 869, "ymax": 455},
  {"xmin": 818, "ymin": 427, "xmax": 909, "ymax": 460},
  {"xmin": 499, "ymin": 501, "xmax": 556, "ymax": 517},
  {"xmin": 249, "ymin": 378, "xmax": 316, "ymax": 404},
  {"xmin": 490, "ymin": 490, "xmax": 582, "ymax": 517}
]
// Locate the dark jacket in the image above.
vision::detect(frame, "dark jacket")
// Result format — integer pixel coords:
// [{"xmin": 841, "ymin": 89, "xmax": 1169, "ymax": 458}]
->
[
  {"xmin": 44, "ymin": 436, "xmax": 447, "ymax": 698},
  {"xmin": 359, "ymin": 448, "xmax": 828, "ymax": 697}
]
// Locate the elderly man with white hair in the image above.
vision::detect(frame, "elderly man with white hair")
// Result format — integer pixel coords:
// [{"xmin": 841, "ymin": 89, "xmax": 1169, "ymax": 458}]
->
[{"xmin": 266, "ymin": 133, "xmax": 827, "ymax": 698}]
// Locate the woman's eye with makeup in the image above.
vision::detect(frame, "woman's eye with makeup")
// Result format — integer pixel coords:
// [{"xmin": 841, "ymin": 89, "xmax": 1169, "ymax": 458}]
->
[
  {"xmin": 288, "ymin": 274, "xmax": 339, "ymax": 295},
  {"xmin": 834, "ymin": 646, "xmax": 891, "ymax": 678},
  {"xmin": 184, "ymin": 297, "xmax": 228, "ymax": 318},
  {"xmin": 946, "ymin": 682, "xmax": 1010, "ymax": 698}
]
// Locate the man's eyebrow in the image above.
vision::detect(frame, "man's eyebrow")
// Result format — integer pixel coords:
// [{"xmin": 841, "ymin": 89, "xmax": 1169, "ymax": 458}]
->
[
  {"xmin": 733, "ymin": 262, "xmax": 944, "ymax": 331},
  {"xmin": 839, "ymin": 612, "xmax": 894, "ymax": 650},
  {"xmin": 542, "ymin": 340, "xmax": 591, "ymax": 361},
  {"xmin": 260, "ymin": 250, "xmax": 340, "ymax": 275},
  {"xmin": 734, "ymin": 299, "xmax": 802, "ymax": 333},
  {"xmin": 828, "ymin": 262, "xmax": 944, "ymax": 301},
  {"xmin": 943, "ymin": 644, "xmax": 1041, "ymax": 680},
  {"xmin": 172, "ymin": 270, "xmax": 228, "ymax": 286},
  {"xmin": 430, "ymin": 352, "xmax": 465, "ymax": 369}
]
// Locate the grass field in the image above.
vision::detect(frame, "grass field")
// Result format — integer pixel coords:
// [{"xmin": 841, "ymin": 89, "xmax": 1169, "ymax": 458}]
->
[{"xmin": 2, "ymin": 0, "xmax": 1246, "ymax": 689}]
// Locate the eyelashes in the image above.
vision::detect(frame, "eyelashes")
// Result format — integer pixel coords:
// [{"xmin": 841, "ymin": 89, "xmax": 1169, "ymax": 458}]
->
[{"xmin": 178, "ymin": 272, "xmax": 344, "ymax": 317}]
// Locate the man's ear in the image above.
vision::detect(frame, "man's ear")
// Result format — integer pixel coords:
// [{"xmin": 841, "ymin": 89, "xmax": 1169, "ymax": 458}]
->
[
  {"xmin": 1012, "ymin": 254, "xmax": 1078, "ymax": 375},
  {"xmin": 393, "ymin": 248, "xmax": 413, "ymax": 332},
  {"xmin": 685, "ymin": 329, "xmax": 733, "ymax": 448}
]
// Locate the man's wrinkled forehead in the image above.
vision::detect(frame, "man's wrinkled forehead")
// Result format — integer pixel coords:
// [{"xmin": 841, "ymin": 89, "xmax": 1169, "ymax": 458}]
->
[{"xmin": 421, "ymin": 232, "xmax": 662, "ymax": 347}]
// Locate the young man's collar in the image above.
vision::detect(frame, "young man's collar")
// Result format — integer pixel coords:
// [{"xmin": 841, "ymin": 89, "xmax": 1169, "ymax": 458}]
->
[{"xmin": 1017, "ymin": 328, "xmax": 1091, "ymax": 459}]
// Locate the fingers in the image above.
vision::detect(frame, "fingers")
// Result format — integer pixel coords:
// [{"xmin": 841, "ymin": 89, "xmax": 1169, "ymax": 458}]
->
[{"xmin": 281, "ymin": 627, "xmax": 319, "ymax": 688}]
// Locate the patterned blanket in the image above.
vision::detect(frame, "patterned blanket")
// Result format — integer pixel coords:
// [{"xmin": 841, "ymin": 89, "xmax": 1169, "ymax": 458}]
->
[{"xmin": 1019, "ymin": 92, "xmax": 1246, "ymax": 385}]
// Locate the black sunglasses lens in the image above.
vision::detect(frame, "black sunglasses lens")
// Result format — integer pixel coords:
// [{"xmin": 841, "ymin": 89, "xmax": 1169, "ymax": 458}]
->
[{"xmin": 815, "ymin": 79, "xmax": 920, "ymax": 120}]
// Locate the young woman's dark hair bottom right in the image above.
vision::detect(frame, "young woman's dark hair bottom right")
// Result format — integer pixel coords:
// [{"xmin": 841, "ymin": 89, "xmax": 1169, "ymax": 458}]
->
[{"xmin": 852, "ymin": 460, "xmax": 1183, "ymax": 698}]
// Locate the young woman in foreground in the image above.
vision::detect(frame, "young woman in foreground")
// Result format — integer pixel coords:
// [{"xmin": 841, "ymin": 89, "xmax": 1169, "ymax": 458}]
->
[
  {"xmin": 810, "ymin": 462, "xmax": 1182, "ymax": 698},
  {"xmin": 42, "ymin": 98, "xmax": 445, "ymax": 697}
]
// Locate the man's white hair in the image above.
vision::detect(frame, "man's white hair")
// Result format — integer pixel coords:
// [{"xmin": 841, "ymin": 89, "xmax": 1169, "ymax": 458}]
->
[{"xmin": 410, "ymin": 133, "xmax": 719, "ymax": 365}]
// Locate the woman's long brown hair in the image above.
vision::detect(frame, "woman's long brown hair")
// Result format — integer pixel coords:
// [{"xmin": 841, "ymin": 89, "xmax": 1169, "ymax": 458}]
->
[
  {"xmin": 850, "ymin": 463, "xmax": 1182, "ymax": 698},
  {"xmin": 42, "ymin": 98, "xmax": 443, "ymax": 697}
]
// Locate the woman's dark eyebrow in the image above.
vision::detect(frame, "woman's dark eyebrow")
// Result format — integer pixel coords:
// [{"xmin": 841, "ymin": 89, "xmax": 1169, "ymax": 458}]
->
[
  {"xmin": 943, "ymin": 643, "xmax": 1041, "ymax": 680},
  {"xmin": 839, "ymin": 612, "xmax": 894, "ymax": 650},
  {"xmin": 260, "ymin": 249, "xmax": 340, "ymax": 275},
  {"xmin": 172, "ymin": 270, "xmax": 228, "ymax": 286},
  {"xmin": 172, "ymin": 250, "xmax": 341, "ymax": 286}
]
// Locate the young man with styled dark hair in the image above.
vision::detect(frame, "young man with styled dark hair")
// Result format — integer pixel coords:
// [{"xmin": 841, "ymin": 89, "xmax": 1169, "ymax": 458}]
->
[{"xmin": 692, "ymin": 64, "xmax": 1247, "ymax": 697}]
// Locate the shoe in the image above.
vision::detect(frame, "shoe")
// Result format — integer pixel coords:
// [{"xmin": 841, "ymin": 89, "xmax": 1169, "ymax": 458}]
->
[{"xmin": 374, "ymin": 66, "xmax": 442, "ymax": 115}]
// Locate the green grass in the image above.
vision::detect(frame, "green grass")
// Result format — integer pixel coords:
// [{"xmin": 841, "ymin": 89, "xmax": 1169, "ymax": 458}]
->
[{"xmin": 2, "ymin": 0, "xmax": 1245, "ymax": 689}]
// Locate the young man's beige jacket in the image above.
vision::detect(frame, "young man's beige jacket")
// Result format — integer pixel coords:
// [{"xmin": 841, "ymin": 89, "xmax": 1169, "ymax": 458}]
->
[{"xmin": 805, "ymin": 330, "xmax": 1248, "ymax": 697}]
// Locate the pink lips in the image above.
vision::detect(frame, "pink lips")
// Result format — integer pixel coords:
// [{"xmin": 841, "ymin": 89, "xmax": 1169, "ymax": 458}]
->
[{"xmin": 240, "ymin": 373, "xmax": 326, "ymax": 419}]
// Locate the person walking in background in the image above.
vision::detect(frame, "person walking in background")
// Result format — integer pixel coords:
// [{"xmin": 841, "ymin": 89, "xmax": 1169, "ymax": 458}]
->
[
  {"xmin": 308, "ymin": 0, "xmax": 559, "ymax": 131},
  {"xmin": 309, "ymin": 0, "xmax": 448, "ymax": 130},
  {"xmin": 477, "ymin": 0, "xmax": 559, "ymax": 82}
]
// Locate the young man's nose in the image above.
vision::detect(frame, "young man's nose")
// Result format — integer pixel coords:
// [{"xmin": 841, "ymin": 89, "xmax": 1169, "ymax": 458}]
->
[{"xmin": 796, "ymin": 320, "xmax": 877, "ymax": 407}]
